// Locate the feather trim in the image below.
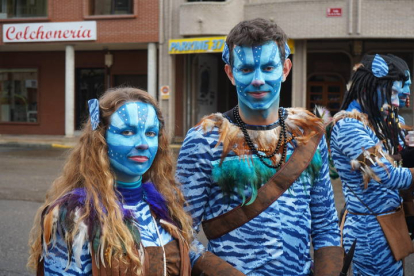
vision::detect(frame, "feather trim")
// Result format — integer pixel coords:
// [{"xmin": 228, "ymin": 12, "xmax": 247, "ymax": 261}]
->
[
  {"xmin": 42, "ymin": 206, "xmax": 59, "ymax": 253},
  {"xmin": 72, "ymin": 209, "xmax": 88, "ymax": 268},
  {"xmin": 196, "ymin": 108, "xmax": 324, "ymax": 164},
  {"xmin": 40, "ymin": 187, "xmax": 144, "ymax": 270},
  {"xmin": 350, "ymin": 144, "xmax": 394, "ymax": 189}
]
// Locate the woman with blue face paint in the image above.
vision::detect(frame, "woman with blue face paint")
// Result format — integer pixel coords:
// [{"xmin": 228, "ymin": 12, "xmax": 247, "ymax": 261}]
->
[
  {"xmin": 176, "ymin": 18, "xmax": 343, "ymax": 276},
  {"xmin": 28, "ymin": 87, "xmax": 193, "ymax": 276},
  {"xmin": 330, "ymin": 54, "xmax": 414, "ymax": 275}
]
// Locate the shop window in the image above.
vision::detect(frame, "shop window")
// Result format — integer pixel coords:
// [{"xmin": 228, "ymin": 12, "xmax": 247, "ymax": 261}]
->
[
  {"xmin": 0, "ymin": 69, "xmax": 38, "ymax": 123},
  {"xmin": 90, "ymin": 0, "xmax": 133, "ymax": 15},
  {"xmin": 0, "ymin": 0, "xmax": 47, "ymax": 19}
]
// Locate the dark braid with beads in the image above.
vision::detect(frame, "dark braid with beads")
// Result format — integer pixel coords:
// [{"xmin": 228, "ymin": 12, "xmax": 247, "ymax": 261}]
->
[{"xmin": 233, "ymin": 105, "xmax": 287, "ymax": 169}]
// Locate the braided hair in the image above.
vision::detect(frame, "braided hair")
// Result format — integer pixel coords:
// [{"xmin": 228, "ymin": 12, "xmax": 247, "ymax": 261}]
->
[{"xmin": 341, "ymin": 54, "xmax": 409, "ymax": 154}]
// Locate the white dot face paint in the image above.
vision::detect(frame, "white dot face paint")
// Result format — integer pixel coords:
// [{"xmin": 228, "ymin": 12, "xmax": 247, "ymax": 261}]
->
[
  {"xmin": 105, "ymin": 102, "xmax": 159, "ymax": 182},
  {"xmin": 231, "ymin": 41, "xmax": 283, "ymax": 112}
]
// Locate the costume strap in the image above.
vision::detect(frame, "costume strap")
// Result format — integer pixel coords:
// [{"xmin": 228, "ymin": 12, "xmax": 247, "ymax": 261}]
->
[{"xmin": 202, "ymin": 130, "xmax": 324, "ymax": 240}]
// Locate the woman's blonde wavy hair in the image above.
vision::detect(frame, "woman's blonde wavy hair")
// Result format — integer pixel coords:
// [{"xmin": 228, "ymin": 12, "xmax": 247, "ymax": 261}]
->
[{"xmin": 28, "ymin": 87, "xmax": 193, "ymax": 273}]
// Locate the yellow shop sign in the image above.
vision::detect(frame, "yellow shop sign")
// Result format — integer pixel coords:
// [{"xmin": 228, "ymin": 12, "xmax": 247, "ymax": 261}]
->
[
  {"xmin": 168, "ymin": 37, "xmax": 295, "ymax": 55},
  {"xmin": 169, "ymin": 37, "xmax": 226, "ymax": 54}
]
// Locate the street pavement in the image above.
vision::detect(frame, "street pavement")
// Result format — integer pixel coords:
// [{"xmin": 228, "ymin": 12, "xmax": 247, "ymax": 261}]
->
[{"xmin": 0, "ymin": 145, "xmax": 413, "ymax": 275}]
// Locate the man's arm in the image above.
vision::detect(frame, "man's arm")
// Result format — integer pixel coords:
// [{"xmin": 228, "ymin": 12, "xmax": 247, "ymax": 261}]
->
[
  {"xmin": 310, "ymin": 136, "xmax": 344, "ymax": 276},
  {"xmin": 176, "ymin": 127, "xmax": 246, "ymax": 275}
]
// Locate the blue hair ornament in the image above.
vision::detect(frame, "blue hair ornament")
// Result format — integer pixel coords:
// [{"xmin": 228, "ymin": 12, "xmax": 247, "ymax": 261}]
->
[
  {"xmin": 222, "ymin": 41, "xmax": 291, "ymax": 65},
  {"xmin": 372, "ymin": 54, "xmax": 389, "ymax": 78},
  {"xmin": 222, "ymin": 43, "xmax": 230, "ymax": 65},
  {"xmin": 88, "ymin": 99, "xmax": 100, "ymax": 130}
]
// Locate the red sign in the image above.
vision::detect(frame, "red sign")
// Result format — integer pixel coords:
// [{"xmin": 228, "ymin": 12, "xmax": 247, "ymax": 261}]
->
[{"xmin": 326, "ymin": 8, "xmax": 342, "ymax": 17}]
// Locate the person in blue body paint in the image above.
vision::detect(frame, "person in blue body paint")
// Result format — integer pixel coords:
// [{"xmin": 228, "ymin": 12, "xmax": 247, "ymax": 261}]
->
[
  {"xmin": 330, "ymin": 54, "xmax": 414, "ymax": 275},
  {"xmin": 28, "ymin": 87, "xmax": 193, "ymax": 276},
  {"xmin": 176, "ymin": 18, "xmax": 343, "ymax": 276}
]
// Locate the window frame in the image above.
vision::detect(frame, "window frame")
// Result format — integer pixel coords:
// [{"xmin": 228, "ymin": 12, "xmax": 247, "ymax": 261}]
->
[
  {"xmin": 0, "ymin": 67, "xmax": 41, "ymax": 125},
  {"xmin": 83, "ymin": 0, "xmax": 138, "ymax": 20},
  {"xmin": 0, "ymin": 0, "xmax": 50, "ymax": 23}
]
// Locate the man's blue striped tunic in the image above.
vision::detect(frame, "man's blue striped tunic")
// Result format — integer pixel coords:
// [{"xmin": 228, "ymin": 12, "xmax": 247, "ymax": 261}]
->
[{"xmin": 176, "ymin": 113, "xmax": 341, "ymax": 276}]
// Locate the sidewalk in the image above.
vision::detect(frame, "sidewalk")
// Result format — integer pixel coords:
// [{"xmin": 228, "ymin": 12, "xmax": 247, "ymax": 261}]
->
[
  {"xmin": 0, "ymin": 134, "xmax": 79, "ymax": 148},
  {"xmin": 0, "ymin": 134, "xmax": 183, "ymax": 151}
]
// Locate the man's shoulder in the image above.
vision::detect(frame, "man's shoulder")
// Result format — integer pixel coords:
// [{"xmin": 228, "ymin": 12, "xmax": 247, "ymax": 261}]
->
[
  {"xmin": 185, "ymin": 112, "xmax": 231, "ymax": 138},
  {"xmin": 285, "ymin": 107, "xmax": 324, "ymax": 142}
]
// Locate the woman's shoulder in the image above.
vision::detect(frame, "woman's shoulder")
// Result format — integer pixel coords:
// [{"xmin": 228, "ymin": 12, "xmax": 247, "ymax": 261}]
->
[{"xmin": 41, "ymin": 188, "xmax": 99, "ymax": 248}]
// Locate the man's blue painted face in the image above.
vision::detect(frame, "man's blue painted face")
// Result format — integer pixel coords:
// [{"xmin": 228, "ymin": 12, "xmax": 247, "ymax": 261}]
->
[
  {"xmin": 106, "ymin": 102, "xmax": 159, "ymax": 182},
  {"xmin": 396, "ymin": 70, "xmax": 411, "ymax": 107},
  {"xmin": 232, "ymin": 41, "xmax": 283, "ymax": 110}
]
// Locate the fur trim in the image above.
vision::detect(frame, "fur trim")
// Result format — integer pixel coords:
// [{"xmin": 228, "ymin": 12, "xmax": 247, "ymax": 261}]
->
[{"xmin": 332, "ymin": 109, "xmax": 373, "ymax": 131}]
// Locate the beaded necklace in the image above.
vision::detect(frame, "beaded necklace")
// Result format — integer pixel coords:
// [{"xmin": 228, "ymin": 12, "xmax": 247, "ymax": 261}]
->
[{"xmin": 233, "ymin": 105, "xmax": 287, "ymax": 169}]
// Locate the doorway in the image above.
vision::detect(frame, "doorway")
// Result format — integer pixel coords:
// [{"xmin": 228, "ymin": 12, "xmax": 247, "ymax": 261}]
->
[{"xmin": 75, "ymin": 68, "xmax": 105, "ymax": 129}]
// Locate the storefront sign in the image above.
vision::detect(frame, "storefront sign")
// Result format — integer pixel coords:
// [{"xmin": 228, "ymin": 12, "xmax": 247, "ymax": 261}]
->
[
  {"xmin": 3, "ymin": 21, "xmax": 97, "ymax": 43},
  {"xmin": 169, "ymin": 37, "xmax": 226, "ymax": 54},
  {"xmin": 327, "ymin": 8, "xmax": 342, "ymax": 17},
  {"xmin": 169, "ymin": 37, "xmax": 295, "ymax": 55}
]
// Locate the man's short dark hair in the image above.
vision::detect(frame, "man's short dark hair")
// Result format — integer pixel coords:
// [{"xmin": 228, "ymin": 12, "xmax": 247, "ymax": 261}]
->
[{"xmin": 226, "ymin": 18, "xmax": 288, "ymax": 66}]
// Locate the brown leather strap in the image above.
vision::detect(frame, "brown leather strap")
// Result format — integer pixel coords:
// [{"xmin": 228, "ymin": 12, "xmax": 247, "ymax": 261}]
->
[
  {"xmin": 202, "ymin": 131, "xmax": 324, "ymax": 240},
  {"xmin": 191, "ymin": 251, "xmax": 246, "ymax": 276}
]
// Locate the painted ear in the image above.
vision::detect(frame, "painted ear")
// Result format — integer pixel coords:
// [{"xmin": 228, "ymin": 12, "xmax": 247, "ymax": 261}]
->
[
  {"xmin": 222, "ymin": 43, "xmax": 230, "ymax": 65},
  {"xmin": 372, "ymin": 54, "xmax": 389, "ymax": 78},
  {"xmin": 282, "ymin": 59, "xmax": 292, "ymax": 82}
]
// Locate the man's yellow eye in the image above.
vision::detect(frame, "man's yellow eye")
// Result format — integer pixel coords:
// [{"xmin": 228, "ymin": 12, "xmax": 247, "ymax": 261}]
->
[{"xmin": 121, "ymin": 130, "xmax": 134, "ymax": 135}]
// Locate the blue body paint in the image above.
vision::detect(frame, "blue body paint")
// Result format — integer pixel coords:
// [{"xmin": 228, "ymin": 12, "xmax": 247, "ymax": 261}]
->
[
  {"xmin": 106, "ymin": 102, "xmax": 159, "ymax": 183},
  {"xmin": 232, "ymin": 41, "xmax": 283, "ymax": 118}
]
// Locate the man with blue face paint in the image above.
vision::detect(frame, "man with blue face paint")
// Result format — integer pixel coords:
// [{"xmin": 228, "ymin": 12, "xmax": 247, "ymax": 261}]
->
[{"xmin": 176, "ymin": 18, "xmax": 343, "ymax": 275}]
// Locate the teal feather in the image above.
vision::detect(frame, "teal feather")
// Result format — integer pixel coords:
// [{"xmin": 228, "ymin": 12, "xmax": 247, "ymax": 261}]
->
[{"xmin": 212, "ymin": 148, "xmax": 323, "ymax": 203}]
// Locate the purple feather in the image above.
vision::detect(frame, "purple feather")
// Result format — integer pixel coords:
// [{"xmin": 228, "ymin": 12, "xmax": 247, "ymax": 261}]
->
[{"xmin": 143, "ymin": 182, "xmax": 175, "ymax": 225}]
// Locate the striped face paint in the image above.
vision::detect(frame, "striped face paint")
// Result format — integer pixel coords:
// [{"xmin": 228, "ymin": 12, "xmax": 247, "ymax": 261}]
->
[
  {"xmin": 106, "ymin": 102, "xmax": 159, "ymax": 182},
  {"xmin": 232, "ymin": 41, "xmax": 283, "ymax": 112}
]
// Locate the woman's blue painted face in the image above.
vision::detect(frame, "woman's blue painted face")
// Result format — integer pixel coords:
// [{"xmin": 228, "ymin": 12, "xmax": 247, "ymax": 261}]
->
[
  {"xmin": 106, "ymin": 102, "xmax": 159, "ymax": 182},
  {"xmin": 232, "ymin": 41, "xmax": 283, "ymax": 110},
  {"xmin": 396, "ymin": 70, "xmax": 411, "ymax": 107}
]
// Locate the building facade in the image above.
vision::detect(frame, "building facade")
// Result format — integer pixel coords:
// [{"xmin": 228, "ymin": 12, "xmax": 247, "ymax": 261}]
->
[
  {"xmin": 0, "ymin": 0, "xmax": 158, "ymax": 136},
  {"xmin": 159, "ymin": 0, "xmax": 414, "ymax": 142}
]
